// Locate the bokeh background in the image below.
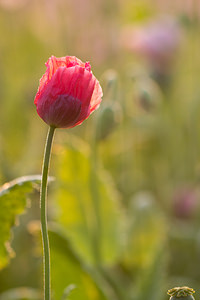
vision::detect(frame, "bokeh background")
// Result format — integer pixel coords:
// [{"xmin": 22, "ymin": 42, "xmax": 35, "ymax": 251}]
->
[{"xmin": 0, "ymin": 0, "xmax": 200, "ymax": 299}]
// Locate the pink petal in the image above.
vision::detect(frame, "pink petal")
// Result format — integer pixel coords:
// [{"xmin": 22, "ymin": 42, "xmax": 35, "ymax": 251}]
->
[
  {"xmin": 38, "ymin": 94, "xmax": 82, "ymax": 128},
  {"xmin": 34, "ymin": 55, "xmax": 102, "ymax": 128}
]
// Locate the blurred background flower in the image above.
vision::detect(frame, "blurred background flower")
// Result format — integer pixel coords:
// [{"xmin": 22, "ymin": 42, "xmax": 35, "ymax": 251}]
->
[
  {"xmin": 173, "ymin": 186, "xmax": 198, "ymax": 220},
  {"xmin": 121, "ymin": 16, "xmax": 182, "ymax": 89},
  {"xmin": 121, "ymin": 17, "xmax": 181, "ymax": 71}
]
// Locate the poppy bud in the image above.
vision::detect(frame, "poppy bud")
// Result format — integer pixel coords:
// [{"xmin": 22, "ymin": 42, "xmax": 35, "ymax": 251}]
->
[
  {"xmin": 168, "ymin": 287, "xmax": 195, "ymax": 300},
  {"xmin": 101, "ymin": 69, "xmax": 118, "ymax": 99},
  {"xmin": 95, "ymin": 103, "xmax": 122, "ymax": 141},
  {"xmin": 134, "ymin": 78, "xmax": 162, "ymax": 112},
  {"xmin": 34, "ymin": 56, "xmax": 103, "ymax": 128}
]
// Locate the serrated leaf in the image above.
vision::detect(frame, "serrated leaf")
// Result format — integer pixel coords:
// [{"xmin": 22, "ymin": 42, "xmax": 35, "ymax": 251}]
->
[
  {"xmin": 54, "ymin": 140, "xmax": 123, "ymax": 266},
  {"xmin": 0, "ymin": 175, "xmax": 43, "ymax": 270}
]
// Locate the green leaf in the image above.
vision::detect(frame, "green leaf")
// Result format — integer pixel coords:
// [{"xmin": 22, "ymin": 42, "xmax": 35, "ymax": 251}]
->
[
  {"xmin": 49, "ymin": 225, "xmax": 107, "ymax": 300},
  {"xmin": 0, "ymin": 175, "xmax": 42, "ymax": 270},
  {"xmin": 54, "ymin": 138, "xmax": 123, "ymax": 266}
]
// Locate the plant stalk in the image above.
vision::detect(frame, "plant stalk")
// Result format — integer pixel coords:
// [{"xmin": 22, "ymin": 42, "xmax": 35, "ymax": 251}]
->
[{"xmin": 40, "ymin": 125, "xmax": 55, "ymax": 300}]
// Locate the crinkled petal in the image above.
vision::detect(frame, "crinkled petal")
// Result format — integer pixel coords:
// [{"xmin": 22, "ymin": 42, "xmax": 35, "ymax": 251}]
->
[
  {"xmin": 34, "ymin": 56, "xmax": 92, "ymax": 105},
  {"xmin": 34, "ymin": 55, "xmax": 102, "ymax": 128}
]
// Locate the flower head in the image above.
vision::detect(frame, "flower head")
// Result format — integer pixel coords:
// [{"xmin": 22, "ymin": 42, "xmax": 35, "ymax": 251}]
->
[{"xmin": 34, "ymin": 55, "xmax": 103, "ymax": 128}]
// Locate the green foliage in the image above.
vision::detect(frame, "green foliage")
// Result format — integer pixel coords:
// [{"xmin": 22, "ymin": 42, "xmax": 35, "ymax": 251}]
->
[
  {"xmin": 50, "ymin": 226, "xmax": 107, "ymax": 300},
  {"xmin": 0, "ymin": 176, "xmax": 41, "ymax": 270},
  {"xmin": 54, "ymin": 139, "xmax": 123, "ymax": 266},
  {"xmin": 51, "ymin": 140, "xmax": 168, "ymax": 300}
]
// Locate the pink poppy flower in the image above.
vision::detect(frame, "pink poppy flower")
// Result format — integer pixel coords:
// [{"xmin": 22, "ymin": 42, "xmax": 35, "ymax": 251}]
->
[{"xmin": 34, "ymin": 55, "xmax": 103, "ymax": 128}]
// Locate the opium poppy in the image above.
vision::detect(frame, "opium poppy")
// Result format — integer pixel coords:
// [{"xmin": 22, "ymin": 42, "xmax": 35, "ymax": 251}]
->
[{"xmin": 34, "ymin": 56, "xmax": 103, "ymax": 128}]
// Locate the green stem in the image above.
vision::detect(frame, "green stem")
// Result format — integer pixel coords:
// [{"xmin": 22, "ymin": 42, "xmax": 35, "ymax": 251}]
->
[{"xmin": 40, "ymin": 126, "xmax": 56, "ymax": 300}]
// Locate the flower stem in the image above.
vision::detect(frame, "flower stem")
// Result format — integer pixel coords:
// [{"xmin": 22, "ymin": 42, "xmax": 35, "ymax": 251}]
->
[{"xmin": 40, "ymin": 125, "xmax": 55, "ymax": 300}]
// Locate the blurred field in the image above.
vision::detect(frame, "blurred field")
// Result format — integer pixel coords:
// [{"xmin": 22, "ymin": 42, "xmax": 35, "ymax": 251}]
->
[{"xmin": 0, "ymin": 0, "xmax": 200, "ymax": 300}]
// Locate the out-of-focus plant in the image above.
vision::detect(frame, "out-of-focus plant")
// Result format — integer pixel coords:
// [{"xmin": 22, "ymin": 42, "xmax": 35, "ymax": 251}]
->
[
  {"xmin": 121, "ymin": 16, "xmax": 182, "ymax": 89},
  {"xmin": 95, "ymin": 70, "xmax": 122, "ymax": 141}
]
